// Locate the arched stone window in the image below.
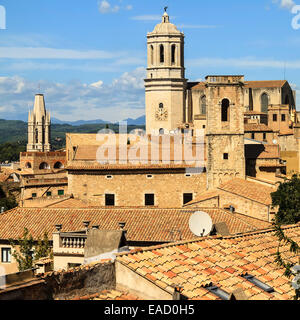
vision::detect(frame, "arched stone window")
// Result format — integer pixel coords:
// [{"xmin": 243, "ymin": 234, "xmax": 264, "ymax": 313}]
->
[
  {"xmin": 159, "ymin": 103, "xmax": 164, "ymax": 109},
  {"xmin": 39, "ymin": 162, "xmax": 50, "ymax": 170},
  {"xmin": 160, "ymin": 44, "xmax": 164, "ymax": 63},
  {"xmin": 25, "ymin": 162, "xmax": 32, "ymax": 169},
  {"xmin": 159, "ymin": 128, "xmax": 164, "ymax": 135},
  {"xmin": 150, "ymin": 45, "xmax": 154, "ymax": 65},
  {"xmin": 201, "ymin": 95, "xmax": 206, "ymax": 115},
  {"xmin": 261, "ymin": 93, "xmax": 269, "ymax": 113},
  {"xmin": 221, "ymin": 99, "xmax": 230, "ymax": 122},
  {"xmin": 54, "ymin": 161, "xmax": 64, "ymax": 169},
  {"xmin": 171, "ymin": 44, "xmax": 176, "ymax": 64},
  {"xmin": 35, "ymin": 128, "xmax": 38, "ymax": 144}
]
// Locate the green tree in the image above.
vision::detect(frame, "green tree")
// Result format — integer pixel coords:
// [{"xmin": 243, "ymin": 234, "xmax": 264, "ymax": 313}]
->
[
  {"xmin": 9, "ymin": 229, "xmax": 52, "ymax": 272},
  {"xmin": 34, "ymin": 232, "xmax": 52, "ymax": 261},
  {"xmin": 271, "ymin": 174, "xmax": 300, "ymax": 225},
  {"xmin": 9, "ymin": 228, "xmax": 34, "ymax": 271},
  {"xmin": 273, "ymin": 222, "xmax": 300, "ymax": 300}
]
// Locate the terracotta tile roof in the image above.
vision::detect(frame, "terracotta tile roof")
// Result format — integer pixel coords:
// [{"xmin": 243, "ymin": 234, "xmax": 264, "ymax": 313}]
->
[
  {"xmin": 245, "ymin": 144, "xmax": 280, "ymax": 159},
  {"xmin": 244, "ymin": 123, "xmax": 273, "ymax": 132},
  {"xmin": 69, "ymin": 289, "xmax": 141, "ymax": 300},
  {"xmin": 218, "ymin": 178, "xmax": 275, "ymax": 206},
  {"xmin": 46, "ymin": 198, "xmax": 97, "ymax": 208},
  {"xmin": 190, "ymin": 82, "xmax": 206, "ymax": 90},
  {"xmin": 183, "ymin": 190, "xmax": 220, "ymax": 207},
  {"xmin": 117, "ymin": 224, "xmax": 300, "ymax": 300},
  {"xmin": 0, "ymin": 207, "xmax": 269, "ymax": 242},
  {"xmin": 245, "ymin": 80, "xmax": 287, "ymax": 89}
]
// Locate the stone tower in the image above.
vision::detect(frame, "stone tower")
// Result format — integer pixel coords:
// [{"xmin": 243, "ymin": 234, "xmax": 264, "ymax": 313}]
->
[
  {"xmin": 27, "ymin": 94, "xmax": 51, "ymax": 152},
  {"xmin": 145, "ymin": 9, "xmax": 187, "ymax": 134},
  {"xmin": 206, "ymin": 75, "xmax": 246, "ymax": 190}
]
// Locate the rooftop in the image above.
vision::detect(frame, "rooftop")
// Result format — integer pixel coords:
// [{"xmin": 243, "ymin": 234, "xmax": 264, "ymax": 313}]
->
[
  {"xmin": 0, "ymin": 207, "xmax": 271, "ymax": 243},
  {"xmin": 218, "ymin": 178, "xmax": 275, "ymax": 206},
  {"xmin": 116, "ymin": 224, "xmax": 300, "ymax": 300}
]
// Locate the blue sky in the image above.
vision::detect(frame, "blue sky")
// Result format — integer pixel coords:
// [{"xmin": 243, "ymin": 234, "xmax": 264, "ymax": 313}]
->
[{"xmin": 0, "ymin": 0, "xmax": 300, "ymax": 122}]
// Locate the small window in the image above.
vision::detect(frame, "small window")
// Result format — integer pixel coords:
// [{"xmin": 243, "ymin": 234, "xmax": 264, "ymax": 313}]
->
[
  {"xmin": 242, "ymin": 274, "xmax": 274, "ymax": 293},
  {"xmin": 145, "ymin": 194, "xmax": 155, "ymax": 206},
  {"xmin": 273, "ymin": 114, "xmax": 277, "ymax": 122},
  {"xmin": 159, "ymin": 103, "xmax": 164, "ymax": 109},
  {"xmin": 223, "ymin": 153, "xmax": 229, "ymax": 160},
  {"xmin": 146, "ymin": 175, "xmax": 153, "ymax": 179},
  {"xmin": 1, "ymin": 248, "xmax": 11, "ymax": 263},
  {"xmin": 58, "ymin": 190, "xmax": 64, "ymax": 196},
  {"xmin": 46, "ymin": 191, "xmax": 52, "ymax": 197},
  {"xmin": 206, "ymin": 284, "xmax": 230, "ymax": 300},
  {"xmin": 54, "ymin": 162, "xmax": 64, "ymax": 169},
  {"xmin": 251, "ymin": 133, "xmax": 255, "ymax": 140},
  {"xmin": 281, "ymin": 114, "xmax": 286, "ymax": 122},
  {"xmin": 39, "ymin": 162, "xmax": 50, "ymax": 170},
  {"xmin": 106, "ymin": 175, "xmax": 113, "ymax": 180},
  {"xmin": 25, "ymin": 162, "xmax": 32, "ymax": 169},
  {"xmin": 263, "ymin": 133, "xmax": 267, "ymax": 140},
  {"xmin": 202, "ymin": 125, "xmax": 206, "ymax": 129},
  {"xmin": 105, "ymin": 194, "xmax": 115, "ymax": 206},
  {"xmin": 32, "ymin": 193, "xmax": 37, "ymax": 198},
  {"xmin": 183, "ymin": 193, "xmax": 193, "ymax": 205},
  {"xmin": 185, "ymin": 173, "xmax": 191, "ymax": 177}
]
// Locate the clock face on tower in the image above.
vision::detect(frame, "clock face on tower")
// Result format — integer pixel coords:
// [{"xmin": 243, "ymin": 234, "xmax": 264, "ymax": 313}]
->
[{"xmin": 155, "ymin": 106, "xmax": 168, "ymax": 121}]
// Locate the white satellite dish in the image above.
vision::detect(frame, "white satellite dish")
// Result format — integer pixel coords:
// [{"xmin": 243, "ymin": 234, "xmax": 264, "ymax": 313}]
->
[{"xmin": 189, "ymin": 211, "xmax": 213, "ymax": 237}]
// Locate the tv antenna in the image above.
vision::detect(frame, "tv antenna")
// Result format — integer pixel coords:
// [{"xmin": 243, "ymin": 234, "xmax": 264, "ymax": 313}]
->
[{"xmin": 189, "ymin": 211, "xmax": 213, "ymax": 237}]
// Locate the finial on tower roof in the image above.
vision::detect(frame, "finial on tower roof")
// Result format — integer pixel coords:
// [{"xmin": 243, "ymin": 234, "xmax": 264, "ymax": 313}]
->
[{"xmin": 162, "ymin": 7, "xmax": 169, "ymax": 23}]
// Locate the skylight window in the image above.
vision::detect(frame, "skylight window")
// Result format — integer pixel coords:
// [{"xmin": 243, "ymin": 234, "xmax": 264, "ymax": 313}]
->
[
  {"xmin": 242, "ymin": 274, "xmax": 274, "ymax": 293},
  {"xmin": 206, "ymin": 284, "xmax": 230, "ymax": 300}
]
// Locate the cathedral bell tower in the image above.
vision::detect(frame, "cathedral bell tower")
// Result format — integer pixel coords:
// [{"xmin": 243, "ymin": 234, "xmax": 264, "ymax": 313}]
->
[
  {"xmin": 145, "ymin": 9, "xmax": 187, "ymax": 134},
  {"xmin": 27, "ymin": 94, "xmax": 51, "ymax": 152},
  {"xmin": 206, "ymin": 75, "xmax": 246, "ymax": 190}
]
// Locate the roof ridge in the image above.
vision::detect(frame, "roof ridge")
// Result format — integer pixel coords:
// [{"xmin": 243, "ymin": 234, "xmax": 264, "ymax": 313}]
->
[{"xmin": 116, "ymin": 223, "xmax": 300, "ymax": 257}]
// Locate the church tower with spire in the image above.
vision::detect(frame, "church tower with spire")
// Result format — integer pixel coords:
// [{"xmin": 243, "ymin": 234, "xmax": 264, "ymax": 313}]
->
[
  {"xmin": 27, "ymin": 94, "xmax": 51, "ymax": 152},
  {"xmin": 145, "ymin": 9, "xmax": 187, "ymax": 134}
]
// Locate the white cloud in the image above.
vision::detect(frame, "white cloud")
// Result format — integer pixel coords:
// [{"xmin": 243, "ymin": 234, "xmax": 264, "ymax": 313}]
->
[
  {"xmin": 280, "ymin": 0, "xmax": 295, "ymax": 10},
  {"xmin": 98, "ymin": 0, "xmax": 132, "ymax": 14},
  {"xmin": 0, "ymin": 47, "xmax": 125, "ymax": 59},
  {"xmin": 0, "ymin": 68, "xmax": 146, "ymax": 122},
  {"xmin": 90, "ymin": 80, "xmax": 104, "ymax": 88},
  {"xmin": 273, "ymin": 0, "xmax": 296, "ymax": 11}
]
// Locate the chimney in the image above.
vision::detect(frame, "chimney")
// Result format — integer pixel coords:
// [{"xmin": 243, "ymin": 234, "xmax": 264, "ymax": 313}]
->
[
  {"xmin": 119, "ymin": 222, "xmax": 126, "ymax": 230},
  {"xmin": 83, "ymin": 221, "xmax": 90, "ymax": 233},
  {"xmin": 55, "ymin": 224, "xmax": 62, "ymax": 232},
  {"xmin": 172, "ymin": 285, "xmax": 184, "ymax": 300}
]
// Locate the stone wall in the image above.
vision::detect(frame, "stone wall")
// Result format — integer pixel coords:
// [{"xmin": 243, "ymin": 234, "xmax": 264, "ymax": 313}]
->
[
  {"xmin": 68, "ymin": 170, "xmax": 207, "ymax": 208},
  {"xmin": 0, "ymin": 261, "xmax": 115, "ymax": 300}
]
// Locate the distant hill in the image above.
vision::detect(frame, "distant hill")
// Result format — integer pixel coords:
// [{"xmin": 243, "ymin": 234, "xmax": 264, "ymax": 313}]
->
[
  {"xmin": 0, "ymin": 119, "xmax": 145, "ymax": 146},
  {"xmin": 51, "ymin": 118, "xmax": 109, "ymax": 125},
  {"xmin": 122, "ymin": 115, "xmax": 145, "ymax": 125}
]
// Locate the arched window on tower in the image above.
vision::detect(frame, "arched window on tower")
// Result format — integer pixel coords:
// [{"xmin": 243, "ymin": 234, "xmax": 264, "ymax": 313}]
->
[
  {"xmin": 261, "ymin": 93, "xmax": 269, "ymax": 113},
  {"xmin": 150, "ymin": 45, "xmax": 154, "ymax": 65},
  {"xmin": 160, "ymin": 44, "xmax": 164, "ymax": 63},
  {"xmin": 171, "ymin": 44, "xmax": 176, "ymax": 64},
  {"xmin": 201, "ymin": 95, "xmax": 206, "ymax": 115},
  {"xmin": 221, "ymin": 99, "xmax": 230, "ymax": 122},
  {"xmin": 35, "ymin": 128, "xmax": 38, "ymax": 143}
]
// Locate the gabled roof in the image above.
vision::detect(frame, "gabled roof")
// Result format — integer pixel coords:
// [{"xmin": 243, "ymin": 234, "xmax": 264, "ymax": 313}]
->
[
  {"xmin": 245, "ymin": 144, "xmax": 280, "ymax": 160},
  {"xmin": 116, "ymin": 224, "xmax": 300, "ymax": 300},
  {"xmin": 245, "ymin": 80, "xmax": 287, "ymax": 89},
  {"xmin": 218, "ymin": 178, "xmax": 275, "ymax": 206},
  {"xmin": 0, "ymin": 207, "xmax": 270, "ymax": 242}
]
